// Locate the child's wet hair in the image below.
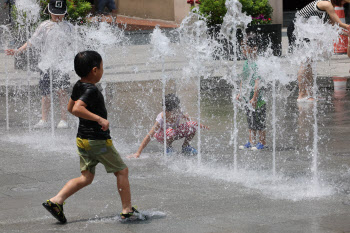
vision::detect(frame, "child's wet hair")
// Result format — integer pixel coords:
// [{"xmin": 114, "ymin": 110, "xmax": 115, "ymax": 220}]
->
[
  {"xmin": 74, "ymin": 51, "xmax": 102, "ymax": 78},
  {"xmin": 164, "ymin": 93, "xmax": 180, "ymax": 112}
]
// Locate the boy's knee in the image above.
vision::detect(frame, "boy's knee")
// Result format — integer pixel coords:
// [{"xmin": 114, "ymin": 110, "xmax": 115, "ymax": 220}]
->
[
  {"xmin": 85, "ymin": 178, "xmax": 94, "ymax": 185},
  {"xmin": 81, "ymin": 171, "xmax": 94, "ymax": 185},
  {"xmin": 114, "ymin": 167, "xmax": 129, "ymax": 177}
]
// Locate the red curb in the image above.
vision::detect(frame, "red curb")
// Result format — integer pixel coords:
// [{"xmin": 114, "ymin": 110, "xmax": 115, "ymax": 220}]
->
[{"xmin": 87, "ymin": 15, "xmax": 179, "ymax": 31}]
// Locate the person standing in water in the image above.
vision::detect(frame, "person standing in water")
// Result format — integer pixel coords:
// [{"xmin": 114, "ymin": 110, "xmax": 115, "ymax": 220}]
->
[
  {"xmin": 287, "ymin": 0, "xmax": 350, "ymax": 102},
  {"xmin": 5, "ymin": 0, "xmax": 73, "ymax": 129}
]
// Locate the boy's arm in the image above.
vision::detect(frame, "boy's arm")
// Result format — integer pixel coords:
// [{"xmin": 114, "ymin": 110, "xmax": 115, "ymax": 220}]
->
[
  {"xmin": 67, "ymin": 98, "xmax": 75, "ymax": 114},
  {"xmin": 6, "ymin": 21, "xmax": 45, "ymax": 56},
  {"xmin": 128, "ymin": 121, "xmax": 160, "ymax": 158},
  {"xmin": 236, "ymin": 81, "xmax": 242, "ymax": 100},
  {"xmin": 5, "ymin": 43, "xmax": 28, "ymax": 56},
  {"xmin": 250, "ymin": 79, "xmax": 259, "ymax": 108},
  {"xmin": 72, "ymin": 99, "xmax": 109, "ymax": 131}
]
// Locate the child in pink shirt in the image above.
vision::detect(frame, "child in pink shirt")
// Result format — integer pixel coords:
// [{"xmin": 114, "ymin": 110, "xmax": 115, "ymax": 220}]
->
[{"xmin": 128, "ymin": 93, "xmax": 209, "ymax": 157}]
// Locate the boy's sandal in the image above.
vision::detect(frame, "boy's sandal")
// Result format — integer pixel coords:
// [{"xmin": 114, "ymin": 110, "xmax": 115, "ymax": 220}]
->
[
  {"xmin": 42, "ymin": 200, "xmax": 67, "ymax": 223},
  {"xmin": 120, "ymin": 206, "xmax": 139, "ymax": 219}
]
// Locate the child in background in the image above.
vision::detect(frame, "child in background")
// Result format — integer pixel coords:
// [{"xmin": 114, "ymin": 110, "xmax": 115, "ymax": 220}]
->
[
  {"xmin": 96, "ymin": 0, "xmax": 117, "ymax": 22},
  {"xmin": 237, "ymin": 35, "xmax": 267, "ymax": 150},
  {"xmin": 5, "ymin": 0, "xmax": 73, "ymax": 129},
  {"xmin": 3, "ymin": 0, "xmax": 15, "ymax": 23},
  {"xmin": 42, "ymin": 51, "xmax": 138, "ymax": 223},
  {"xmin": 128, "ymin": 93, "xmax": 209, "ymax": 158}
]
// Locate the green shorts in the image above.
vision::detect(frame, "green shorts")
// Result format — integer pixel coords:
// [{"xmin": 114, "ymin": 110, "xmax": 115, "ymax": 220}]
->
[{"xmin": 76, "ymin": 137, "xmax": 127, "ymax": 174}]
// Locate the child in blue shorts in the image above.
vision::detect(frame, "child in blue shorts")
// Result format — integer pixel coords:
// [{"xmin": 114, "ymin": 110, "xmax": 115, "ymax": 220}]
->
[{"xmin": 42, "ymin": 50, "xmax": 138, "ymax": 223}]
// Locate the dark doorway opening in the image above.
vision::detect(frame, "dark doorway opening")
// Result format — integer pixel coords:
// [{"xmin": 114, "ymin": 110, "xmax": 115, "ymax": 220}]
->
[{"xmin": 283, "ymin": 0, "xmax": 313, "ymax": 11}]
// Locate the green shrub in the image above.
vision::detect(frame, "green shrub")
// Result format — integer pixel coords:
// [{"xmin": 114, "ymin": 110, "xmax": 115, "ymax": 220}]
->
[
  {"xmin": 197, "ymin": 0, "xmax": 227, "ymax": 28},
  {"xmin": 197, "ymin": 0, "xmax": 273, "ymax": 27},
  {"xmin": 240, "ymin": 0, "xmax": 273, "ymax": 25}
]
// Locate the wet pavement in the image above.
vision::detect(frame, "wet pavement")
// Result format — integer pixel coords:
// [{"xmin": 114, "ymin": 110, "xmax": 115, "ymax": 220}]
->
[
  {"xmin": 0, "ymin": 28, "xmax": 350, "ymax": 232},
  {"xmin": 0, "ymin": 78, "xmax": 350, "ymax": 232}
]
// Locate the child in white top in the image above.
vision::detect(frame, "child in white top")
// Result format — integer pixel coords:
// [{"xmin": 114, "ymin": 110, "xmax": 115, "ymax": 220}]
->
[
  {"xmin": 5, "ymin": 0, "xmax": 74, "ymax": 129},
  {"xmin": 128, "ymin": 93, "xmax": 209, "ymax": 157}
]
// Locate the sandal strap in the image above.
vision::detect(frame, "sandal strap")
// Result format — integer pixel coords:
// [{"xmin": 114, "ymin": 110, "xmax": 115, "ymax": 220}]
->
[
  {"xmin": 132, "ymin": 206, "xmax": 139, "ymax": 213},
  {"xmin": 46, "ymin": 200, "xmax": 64, "ymax": 213},
  {"xmin": 120, "ymin": 212, "xmax": 134, "ymax": 218},
  {"xmin": 120, "ymin": 206, "xmax": 139, "ymax": 218}
]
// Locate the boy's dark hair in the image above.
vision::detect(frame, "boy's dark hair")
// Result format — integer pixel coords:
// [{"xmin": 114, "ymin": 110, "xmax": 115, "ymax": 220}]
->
[
  {"xmin": 244, "ymin": 33, "xmax": 258, "ymax": 48},
  {"xmin": 74, "ymin": 51, "xmax": 102, "ymax": 78},
  {"xmin": 164, "ymin": 93, "xmax": 180, "ymax": 112},
  {"xmin": 246, "ymin": 37, "xmax": 257, "ymax": 48}
]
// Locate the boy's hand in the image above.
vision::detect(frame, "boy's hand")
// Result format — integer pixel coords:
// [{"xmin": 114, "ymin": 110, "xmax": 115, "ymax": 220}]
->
[
  {"xmin": 344, "ymin": 29, "xmax": 350, "ymax": 37},
  {"xmin": 5, "ymin": 49, "xmax": 17, "ymax": 56},
  {"xmin": 127, "ymin": 152, "xmax": 141, "ymax": 159},
  {"xmin": 249, "ymin": 99, "xmax": 257, "ymax": 109},
  {"xmin": 200, "ymin": 124, "xmax": 209, "ymax": 130},
  {"xmin": 98, "ymin": 117, "xmax": 109, "ymax": 131}
]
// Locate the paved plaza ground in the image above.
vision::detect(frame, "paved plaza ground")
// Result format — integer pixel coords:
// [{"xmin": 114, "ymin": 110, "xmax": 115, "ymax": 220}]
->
[{"xmin": 0, "ymin": 14, "xmax": 350, "ymax": 233}]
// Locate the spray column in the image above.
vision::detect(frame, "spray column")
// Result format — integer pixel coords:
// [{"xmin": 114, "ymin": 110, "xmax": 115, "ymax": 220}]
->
[{"xmin": 150, "ymin": 26, "xmax": 174, "ymax": 156}]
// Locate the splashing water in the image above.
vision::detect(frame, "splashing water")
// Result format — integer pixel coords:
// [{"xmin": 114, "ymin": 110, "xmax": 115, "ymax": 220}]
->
[
  {"xmin": 15, "ymin": 0, "xmax": 41, "ymax": 24},
  {"xmin": 0, "ymin": 25, "xmax": 13, "ymax": 131},
  {"xmin": 290, "ymin": 15, "xmax": 342, "ymax": 185},
  {"xmin": 0, "ymin": 0, "xmax": 348, "ymax": 204},
  {"xmin": 166, "ymin": 157, "xmax": 335, "ymax": 201},
  {"xmin": 80, "ymin": 22, "xmax": 128, "ymax": 58},
  {"xmin": 178, "ymin": 10, "xmax": 218, "ymax": 163},
  {"xmin": 14, "ymin": 0, "xmax": 41, "ymax": 131},
  {"xmin": 291, "ymin": 15, "xmax": 341, "ymax": 63},
  {"xmin": 220, "ymin": 0, "xmax": 251, "ymax": 171},
  {"xmin": 221, "ymin": 0, "xmax": 251, "ymax": 38},
  {"xmin": 150, "ymin": 26, "xmax": 175, "ymax": 156},
  {"xmin": 150, "ymin": 26, "xmax": 174, "ymax": 60}
]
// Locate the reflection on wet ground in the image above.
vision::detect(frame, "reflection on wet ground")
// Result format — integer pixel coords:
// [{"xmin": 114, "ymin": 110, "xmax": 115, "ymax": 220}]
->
[{"xmin": 0, "ymin": 77, "xmax": 349, "ymax": 188}]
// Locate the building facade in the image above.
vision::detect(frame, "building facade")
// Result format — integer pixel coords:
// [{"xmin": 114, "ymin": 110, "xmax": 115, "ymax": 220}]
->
[
  {"xmin": 116, "ymin": 0, "xmax": 350, "ymax": 26},
  {"xmin": 116, "ymin": 0, "xmax": 284, "ymax": 25}
]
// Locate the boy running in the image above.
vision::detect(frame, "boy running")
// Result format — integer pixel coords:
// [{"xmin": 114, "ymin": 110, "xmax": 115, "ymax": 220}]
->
[{"xmin": 42, "ymin": 50, "xmax": 137, "ymax": 223}]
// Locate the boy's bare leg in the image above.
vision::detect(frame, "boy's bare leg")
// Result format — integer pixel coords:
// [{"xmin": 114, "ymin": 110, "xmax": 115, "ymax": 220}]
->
[
  {"xmin": 49, "ymin": 170, "xmax": 94, "ymax": 204},
  {"xmin": 114, "ymin": 168, "xmax": 133, "ymax": 214},
  {"xmin": 259, "ymin": 130, "xmax": 266, "ymax": 145},
  {"xmin": 57, "ymin": 89, "xmax": 68, "ymax": 121},
  {"xmin": 298, "ymin": 61, "xmax": 314, "ymax": 100},
  {"xmin": 41, "ymin": 95, "xmax": 50, "ymax": 121},
  {"xmin": 249, "ymin": 129, "xmax": 252, "ymax": 144},
  {"xmin": 249, "ymin": 129, "xmax": 256, "ymax": 144}
]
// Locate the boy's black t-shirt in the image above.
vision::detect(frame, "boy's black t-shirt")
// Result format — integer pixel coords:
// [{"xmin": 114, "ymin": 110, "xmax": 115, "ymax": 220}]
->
[{"xmin": 71, "ymin": 80, "xmax": 111, "ymax": 140}]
